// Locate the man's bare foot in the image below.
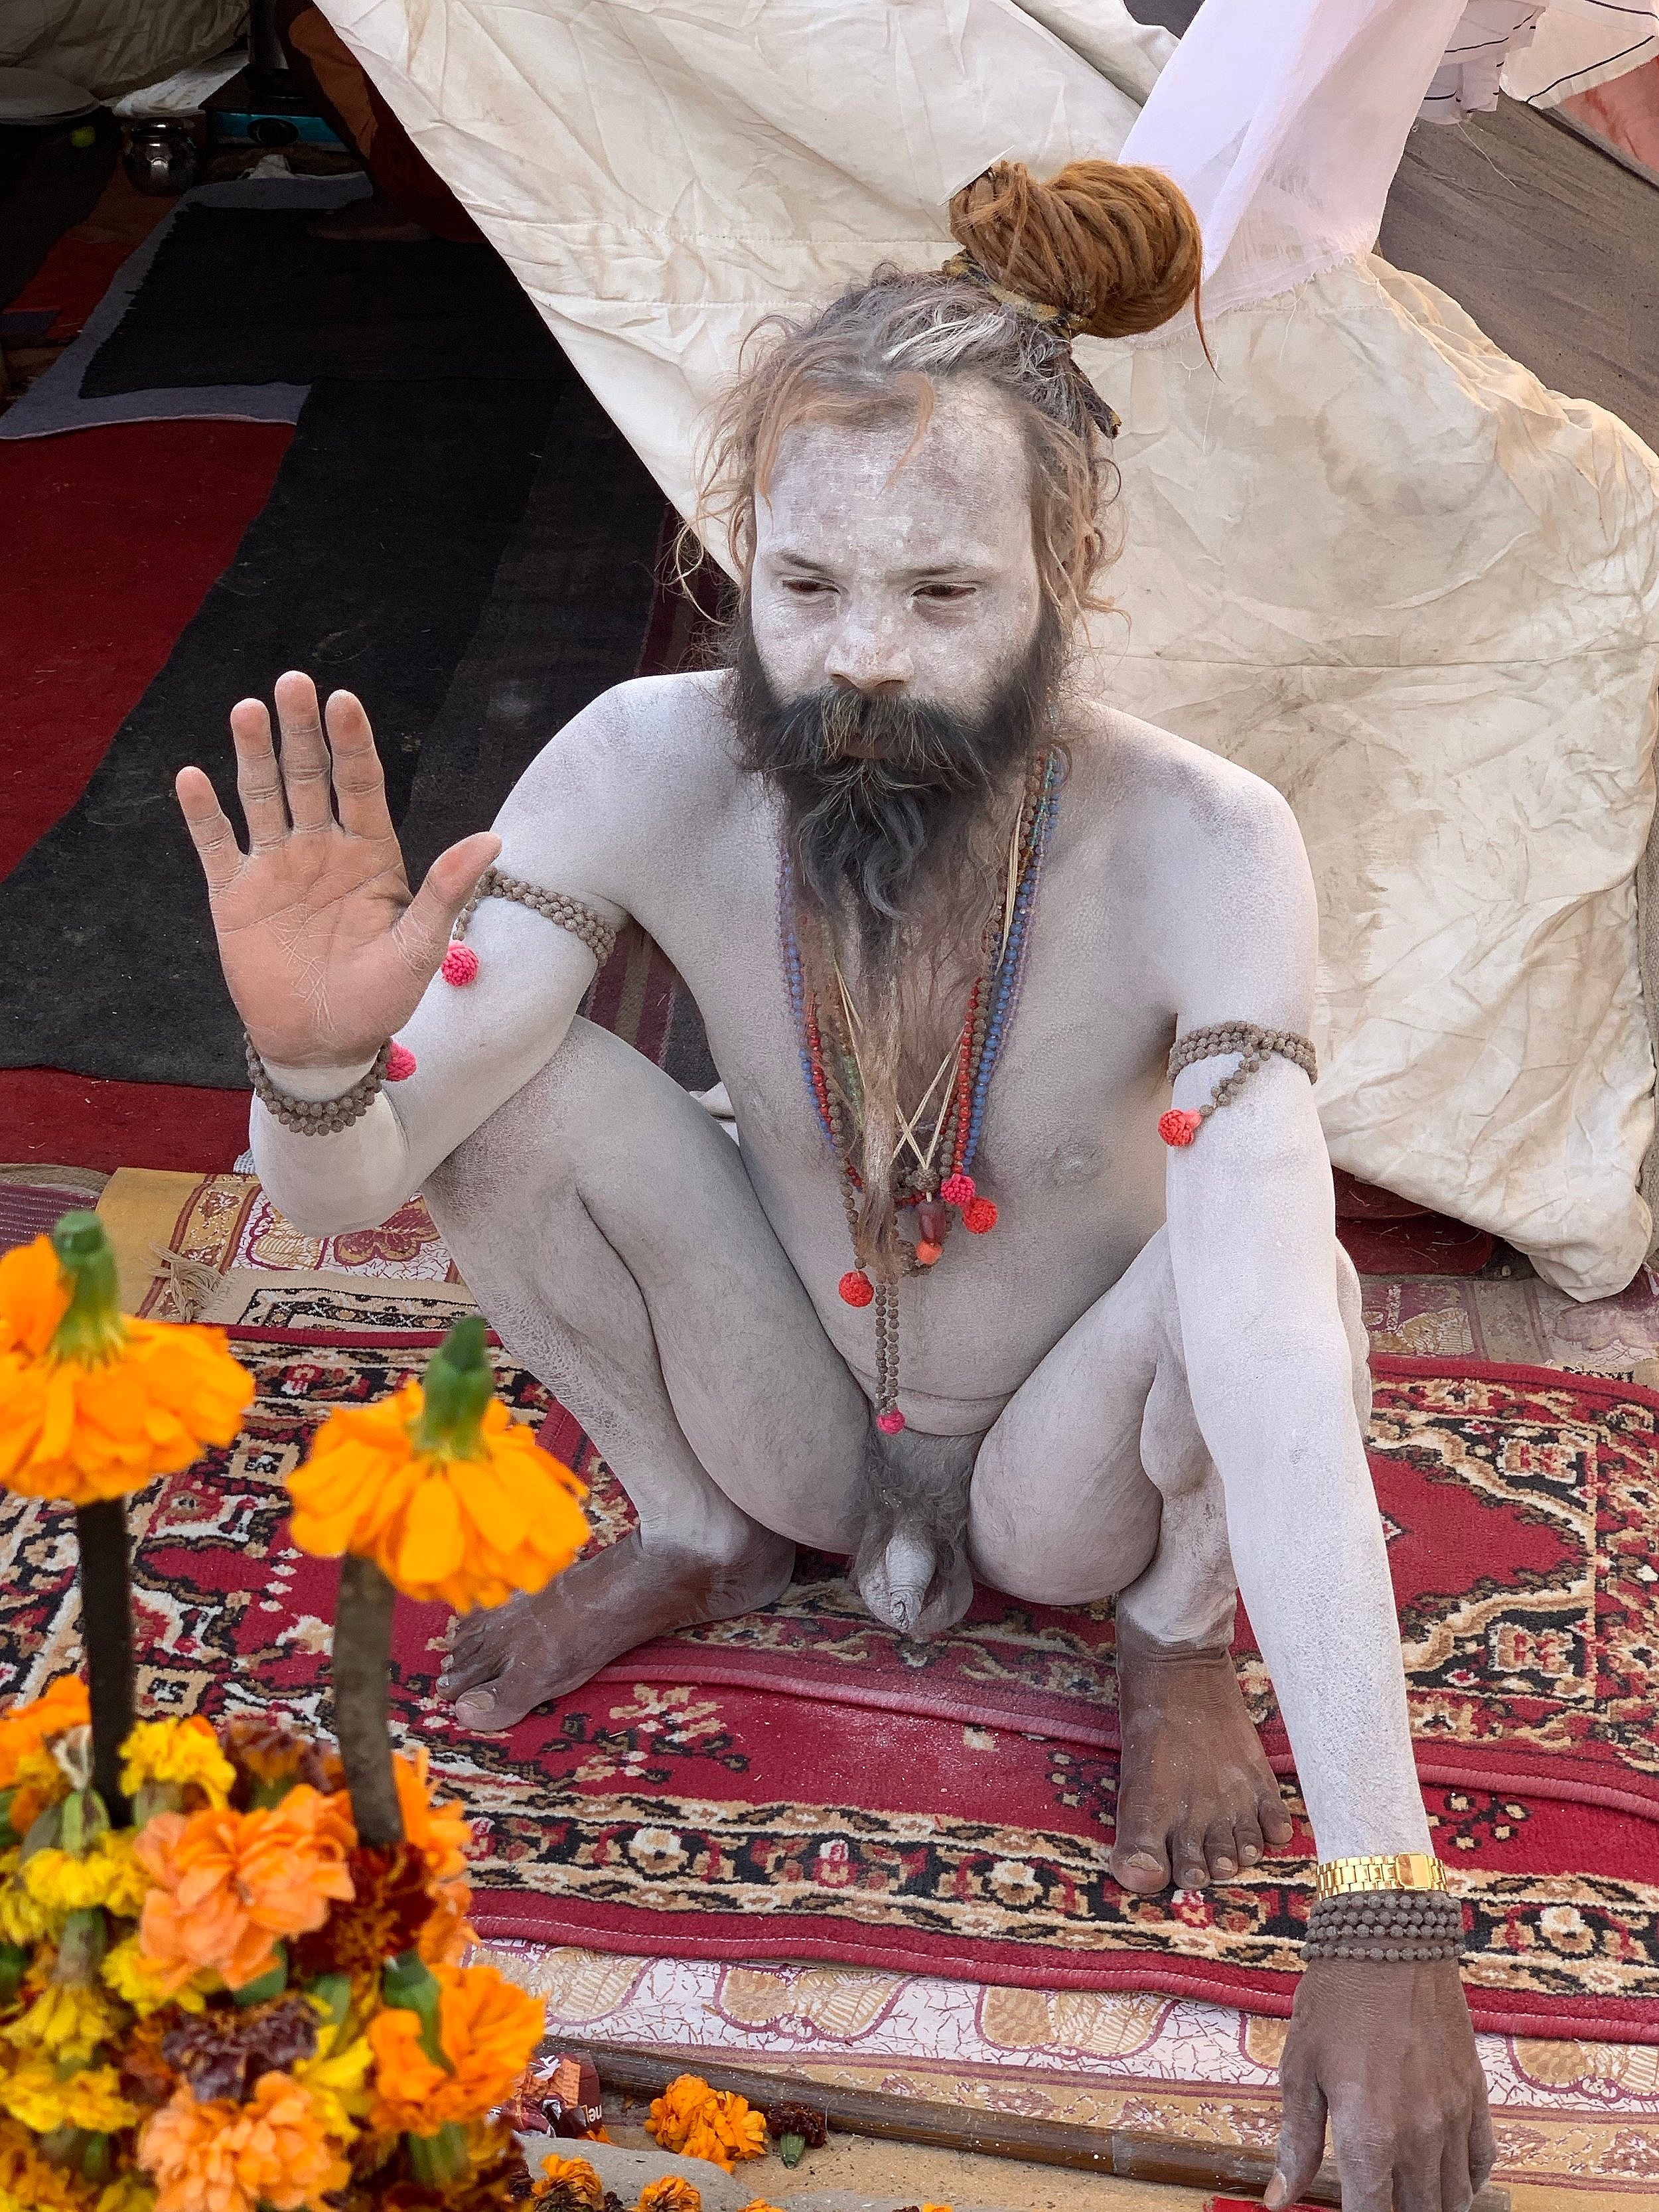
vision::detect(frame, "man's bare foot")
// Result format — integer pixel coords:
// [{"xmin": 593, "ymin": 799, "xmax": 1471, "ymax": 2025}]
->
[
  {"xmin": 437, "ymin": 1525, "xmax": 795, "ymax": 1730},
  {"xmin": 1110, "ymin": 1619, "xmax": 1295, "ymax": 1892},
  {"xmin": 307, "ymin": 191, "xmax": 431, "ymax": 244}
]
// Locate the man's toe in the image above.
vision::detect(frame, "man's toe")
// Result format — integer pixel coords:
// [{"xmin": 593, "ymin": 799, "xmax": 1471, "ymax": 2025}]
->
[
  {"xmin": 1172, "ymin": 1824, "xmax": 1208, "ymax": 1889},
  {"xmin": 1204, "ymin": 1817, "xmax": 1240, "ymax": 1880},
  {"xmin": 1233, "ymin": 1805, "xmax": 1265, "ymax": 1865},
  {"xmin": 1258, "ymin": 1786, "xmax": 1295, "ymax": 1846},
  {"xmin": 1111, "ymin": 1835, "xmax": 1172, "ymax": 1893}
]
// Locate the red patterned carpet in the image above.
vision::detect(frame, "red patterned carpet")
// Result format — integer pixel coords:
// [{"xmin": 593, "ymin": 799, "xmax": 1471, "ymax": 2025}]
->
[{"xmin": 0, "ymin": 1338, "xmax": 1653, "ymax": 2044}]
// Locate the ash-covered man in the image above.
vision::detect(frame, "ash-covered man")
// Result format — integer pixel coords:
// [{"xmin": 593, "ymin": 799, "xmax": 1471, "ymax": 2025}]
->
[{"xmin": 179, "ymin": 161, "xmax": 1496, "ymax": 2209}]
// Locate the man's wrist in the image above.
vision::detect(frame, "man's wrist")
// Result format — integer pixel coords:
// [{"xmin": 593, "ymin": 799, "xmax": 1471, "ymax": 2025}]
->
[{"xmin": 259, "ymin": 1053, "xmax": 381, "ymax": 1101}]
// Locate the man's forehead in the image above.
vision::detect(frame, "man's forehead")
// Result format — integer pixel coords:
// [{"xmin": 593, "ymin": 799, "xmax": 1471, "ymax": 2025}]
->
[{"xmin": 758, "ymin": 385, "xmax": 1031, "ymax": 547}]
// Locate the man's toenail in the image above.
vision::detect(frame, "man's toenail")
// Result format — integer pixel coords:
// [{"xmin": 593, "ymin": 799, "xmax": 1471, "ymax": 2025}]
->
[
  {"xmin": 455, "ymin": 1692, "xmax": 495, "ymax": 1719},
  {"xmin": 1214, "ymin": 1858, "xmax": 1236, "ymax": 1876},
  {"xmin": 1241, "ymin": 1844, "xmax": 1261, "ymax": 1862}
]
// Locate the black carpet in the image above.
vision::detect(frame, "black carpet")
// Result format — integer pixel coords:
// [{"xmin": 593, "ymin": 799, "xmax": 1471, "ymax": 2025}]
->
[
  {"xmin": 0, "ymin": 376, "xmax": 576, "ymax": 1087},
  {"xmin": 80, "ymin": 206, "xmax": 557, "ymax": 392},
  {"xmin": 397, "ymin": 376, "xmax": 669, "ymax": 884}
]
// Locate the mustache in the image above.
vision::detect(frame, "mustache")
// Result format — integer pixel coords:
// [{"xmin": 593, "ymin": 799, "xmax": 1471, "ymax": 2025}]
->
[{"xmin": 727, "ymin": 609, "xmax": 1062, "ymax": 938}]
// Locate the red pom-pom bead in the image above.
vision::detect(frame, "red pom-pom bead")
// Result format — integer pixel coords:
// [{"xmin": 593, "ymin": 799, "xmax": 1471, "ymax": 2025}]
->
[
  {"xmin": 839, "ymin": 1269, "xmax": 875, "ymax": 1308},
  {"xmin": 386, "ymin": 1042, "xmax": 417, "ymax": 1082},
  {"xmin": 875, "ymin": 1408, "xmax": 906, "ymax": 1435},
  {"xmin": 914, "ymin": 1238, "xmax": 943, "ymax": 1267},
  {"xmin": 961, "ymin": 1197, "xmax": 997, "ymax": 1234},
  {"xmin": 940, "ymin": 1173, "xmax": 975, "ymax": 1207},
  {"xmin": 441, "ymin": 942, "xmax": 480, "ymax": 986},
  {"xmin": 1159, "ymin": 1108, "xmax": 1203, "ymax": 1147}
]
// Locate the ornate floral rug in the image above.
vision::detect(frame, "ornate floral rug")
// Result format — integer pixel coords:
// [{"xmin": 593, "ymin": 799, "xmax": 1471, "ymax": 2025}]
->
[{"xmin": 0, "ymin": 1336, "xmax": 1653, "ymax": 2045}]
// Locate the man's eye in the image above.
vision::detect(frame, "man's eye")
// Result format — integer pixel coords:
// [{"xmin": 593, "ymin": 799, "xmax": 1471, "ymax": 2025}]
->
[
  {"xmin": 916, "ymin": 583, "xmax": 975, "ymax": 602},
  {"xmin": 782, "ymin": 577, "xmax": 832, "ymax": 597}
]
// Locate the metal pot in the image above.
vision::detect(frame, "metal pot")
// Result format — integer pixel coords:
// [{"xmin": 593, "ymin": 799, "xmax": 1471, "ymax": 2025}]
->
[{"xmin": 123, "ymin": 120, "xmax": 197, "ymax": 196}]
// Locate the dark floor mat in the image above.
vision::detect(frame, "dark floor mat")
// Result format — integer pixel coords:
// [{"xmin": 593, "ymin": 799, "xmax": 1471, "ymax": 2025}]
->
[
  {"xmin": 0, "ymin": 375, "xmax": 567, "ymax": 1088},
  {"xmin": 397, "ymin": 374, "xmax": 669, "ymax": 884},
  {"xmin": 79, "ymin": 204, "xmax": 558, "ymax": 392}
]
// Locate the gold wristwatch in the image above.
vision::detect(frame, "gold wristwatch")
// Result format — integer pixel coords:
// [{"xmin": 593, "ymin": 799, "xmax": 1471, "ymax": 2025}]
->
[{"xmin": 1315, "ymin": 1852, "xmax": 1445, "ymax": 1899}]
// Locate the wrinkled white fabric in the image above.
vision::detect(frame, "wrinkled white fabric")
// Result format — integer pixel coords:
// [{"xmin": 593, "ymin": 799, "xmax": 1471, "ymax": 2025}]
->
[
  {"xmin": 0, "ymin": 0, "xmax": 245, "ymax": 102},
  {"xmin": 317, "ymin": 0, "xmax": 1659, "ymax": 1296},
  {"xmin": 1505, "ymin": 0, "xmax": 1659, "ymax": 107},
  {"xmin": 1421, "ymin": 1, "xmax": 1544, "ymax": 118}
]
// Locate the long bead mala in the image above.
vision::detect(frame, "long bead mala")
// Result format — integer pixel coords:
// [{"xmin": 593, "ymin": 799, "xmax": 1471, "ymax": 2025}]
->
[{"xmin": 782, "ymin": 749, "xmax": 1060, "ymax": 1433}]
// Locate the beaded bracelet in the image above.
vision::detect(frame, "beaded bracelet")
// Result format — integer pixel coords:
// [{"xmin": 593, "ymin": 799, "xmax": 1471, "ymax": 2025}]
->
[
  {"xmin": 1159, "ymin": 1021, "xmax": 1318, "ymax": 1148},
  {"xmin": 440, "ymin": 867, "xmax": 618, "ymax": 986},
  {"xmin": 245, "ymin": 1036, "xmax": 416, "ymax": 1134},
  {"xmin": 1303, "ymin": 1887, "xmax": 1465, "ymax": 1964}
]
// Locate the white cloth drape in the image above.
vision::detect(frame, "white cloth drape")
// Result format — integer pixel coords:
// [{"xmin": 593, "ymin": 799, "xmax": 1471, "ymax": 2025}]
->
[{"xmin": 319, "ymin": 0, "xmax": 1659, "ymax": 1297}]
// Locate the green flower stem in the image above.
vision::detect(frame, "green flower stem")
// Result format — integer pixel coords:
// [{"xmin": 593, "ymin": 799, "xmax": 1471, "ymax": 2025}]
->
[
  {"xmin": 48, "ymin": 1215, "xmax": 126, "ymax": 1366},
  {"xmin": 405, "ymin": 2122, "xmax": 471, "ymax": 2187},
  {"xmin": 74, "ymin": 1500, "xmax": 134, "ymax": 1826},
  {"xmin": 410, "ymin": 1317, "xmax": 492, "ymax": 1459},
  {"xmin": 333, "ymin": 1554, "xmax": 403, "ymax": 1847}
]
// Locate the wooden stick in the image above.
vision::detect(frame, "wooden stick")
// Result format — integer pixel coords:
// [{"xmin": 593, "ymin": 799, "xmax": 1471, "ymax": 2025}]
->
[
  {"xmin": 578, "ymin": 2041, "xmax": 1510, "ymax": 2211},
  {"xmin": 76, "ymin": 1499, "xmax": 135, "ymax": 1824},
  {"xmin": 331, "ymin": 1554, "xmax": 403, "ymax": 1846}
]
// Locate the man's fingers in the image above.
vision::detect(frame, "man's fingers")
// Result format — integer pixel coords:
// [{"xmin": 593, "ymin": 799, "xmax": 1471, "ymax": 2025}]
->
[
  {"xmin": 324, "ymin": 688, "xmax": 394, "ymax": 840},
  {"xmin": 391, "ymin": 832, "xmax": 502, "ymax": 978},
  {"xmin": 230, "ymin": 696, "xmax": 288, "ymax": 850},
  {"xmin": 1468, "ymin": 2088, "xmax": 1498, "ymax": 2191},
  {"xmin": 273, "ymin": 668, "xmax": 334, "ymax": 832},
  {"xmin": 1439, "ymin": 2125, "xmax": 1477, "ymax": 2212},
  {"xmin": 1265, "ymin": 2065, "xmax": 1327, "ymax": 2209},
  {"xmin": 175, "ymin": 766, "xmax": 242, "ymax": 892}
]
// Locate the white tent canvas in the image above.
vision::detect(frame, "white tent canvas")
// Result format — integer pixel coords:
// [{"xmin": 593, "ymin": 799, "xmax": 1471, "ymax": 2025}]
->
[{"xmin": 316, "ymin": 0, "xmax": 1659, "ymax": 1298}]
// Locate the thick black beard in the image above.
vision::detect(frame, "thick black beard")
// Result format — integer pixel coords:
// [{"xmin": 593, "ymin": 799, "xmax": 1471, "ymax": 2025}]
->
[{"xmin": 727, "ymin": 604, "xmax": 1064, "ymax": 968}]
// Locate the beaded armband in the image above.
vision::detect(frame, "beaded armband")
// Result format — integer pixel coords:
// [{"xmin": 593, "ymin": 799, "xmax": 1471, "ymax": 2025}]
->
[
  {"xmin": 439, "ymin": 867, "xmax": 618, "ymax": 986},
  {"xmin": 1158, "ymin": 1021, "xmax": 1317, "ymax": 1148},
  {"xmin": 1304, "ymin": 1887, "xmax": 1465, "ymax": 1964},
  {"xmin": 246, "ymin": 1037, "xmax": 415, "ymax": 1134}
]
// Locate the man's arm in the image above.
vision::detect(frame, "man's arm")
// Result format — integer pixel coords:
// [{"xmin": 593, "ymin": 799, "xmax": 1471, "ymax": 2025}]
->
[
  {"xmin": 1156, "ymin": 763, "xmax": 1425, "ymax": 1854},
  {"xmin": 1153, "ymin": 758, "xmax": 1492, "ymax": 2212},
  {"xmin": 178, "ymin": 672, "xmax": 634, "ymax": 1235}
]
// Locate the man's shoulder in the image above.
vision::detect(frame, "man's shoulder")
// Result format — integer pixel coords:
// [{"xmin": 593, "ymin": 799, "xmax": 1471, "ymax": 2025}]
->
[
  {"xmin": 1080, "ymin": 705, "xmax": 1301, "ymax": 863},
  {"xmin": 504, "ymin": 669, "xmax": 739, "ymax": 819}
]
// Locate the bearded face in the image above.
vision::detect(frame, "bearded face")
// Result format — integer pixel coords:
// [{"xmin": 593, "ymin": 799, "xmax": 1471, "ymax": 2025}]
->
[{"xmin": 727, "ymin": 601, "xmax": 1064, "ymax": 970}]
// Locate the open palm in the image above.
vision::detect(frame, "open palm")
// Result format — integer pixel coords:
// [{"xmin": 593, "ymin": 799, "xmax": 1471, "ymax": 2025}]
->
[{"xmin": 176, "ymin": 671, "xmax": 500, "ymax": 1068}]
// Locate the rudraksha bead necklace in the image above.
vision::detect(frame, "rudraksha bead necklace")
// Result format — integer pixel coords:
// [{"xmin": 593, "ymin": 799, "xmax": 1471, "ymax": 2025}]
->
[{"xmin": 782, "ymin": 748, "xmax": 1060, "ymax": 1433}]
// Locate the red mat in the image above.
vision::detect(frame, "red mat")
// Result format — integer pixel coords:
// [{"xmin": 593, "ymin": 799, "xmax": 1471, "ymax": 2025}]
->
[{"xmin": 3, "ymin": 1337, "xmax": 1652, "ymax": 2042}]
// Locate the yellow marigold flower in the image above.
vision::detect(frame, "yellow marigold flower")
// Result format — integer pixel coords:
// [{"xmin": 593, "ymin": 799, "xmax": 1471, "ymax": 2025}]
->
[
  {"xmin": 101, "ymin": 1933, "xmax": 203, "ymax": 2018},
  {"xmin": 646, "ymin": 2074, "xmax": 768, "ymax": 2172},
  {"xmin": 2, "ymin": 1977, "xmax": 125, "ymax": 2062},
  {"xmin": 0, "ymin": 1222, "xmax": 252, "ymax": 1507},
  {"xmin": 367, "ymin": 1959, "xmax": 544, "ymax": 2131},
  {"xmin": 120, "ymin": 1718, "xmax": 235, "ymax": 1809},
  {"xmin": 636, "ymin": 2182, "xmax": 703, "ymax": 2212},
  {"xmin": 0, "ymin": 1677, "xmax": 88, "ymax": 1791},
  {"xmin": 135, "ymin": 1785, "xmax": 355, "ymax": 1994},
  {"xmin": 138, "ymin": 2073, "xmax": 348, "ymax": 2212},
  {"xmin": 21, "ymin": 1832, "xmax": 147, "ymax": 1928},
  {"xmin": 293, "ymin": 2029, "xmax": 373, "ymax": 2142},
  {"xmin": 0, "ymin": 2055, "xmax": 141, "ymax": 2134},
  {"xmin": 287, "ymin": 1319, "xmax": 588, "ymax": 1611},
  {"xmin": 0, "ymin": 2115, "xmax": 95, "ymax": 2212},
  {"xmin": 94, "ymin": 2181, "xmax": 157, "ymax": 2212},
  {"xmin": 0, "ymin": 1853, "xmax": 49, "ymax": 1948},
  {"xmin": 533, "ymin": 2153, "xmax": 605, "ymax": 2206}
]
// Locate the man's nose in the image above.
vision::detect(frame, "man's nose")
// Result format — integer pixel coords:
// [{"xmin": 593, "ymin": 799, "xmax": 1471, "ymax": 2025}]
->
[{"xmin": 824, "ymin": 614, "xmax": 912, "ymax": 694}]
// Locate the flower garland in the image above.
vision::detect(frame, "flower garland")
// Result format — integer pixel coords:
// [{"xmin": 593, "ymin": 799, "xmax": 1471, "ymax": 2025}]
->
[{"xmin": 0, "ymin": 1222, "xmax": 597, "ymax": 2206}]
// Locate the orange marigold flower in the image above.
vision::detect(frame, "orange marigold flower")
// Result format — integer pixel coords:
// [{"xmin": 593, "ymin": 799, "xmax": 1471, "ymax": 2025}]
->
[
  {"xmin": 287, "ymin": 1319, "xmax": 587, "ymax": 1611},
  {"xmin": 646, "ymin": 2074, "xmax": 767, "ymax": 2172},
  {"xmin": 0, "ymin": 1223, "xmax": 252, "ymax": 1507},
  {"xmin": 367, "ymin": 1960, "xmax": 544, "ymax": 2131},
  {"xmin": 532, "ymin": 2152, "xmax": 605, "ymax": 2207},
  {"xmin": 135, "ymin": 1785, "xmax": 355, "ymax": 1994},
  {"xmin": 138, "ymin": 2071, "xmax": 348, "ymax": 2212},
  {"xmin": 636, "ymin": 2182, "xmax": 703, "ymax": 2212},
  {"xmin": 0, "ymin": 1676, "xmax": 88, "ymax": 1790},
  {"xmin": 395, "ymin": 1749, "xmax": 471, "ymax": 1883}
]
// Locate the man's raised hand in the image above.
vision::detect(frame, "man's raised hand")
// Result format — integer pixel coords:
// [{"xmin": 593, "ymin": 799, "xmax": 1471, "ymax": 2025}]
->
[{"xmin": 175, "ymin": 672, "xmax": 500, "ymax": 1069}]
